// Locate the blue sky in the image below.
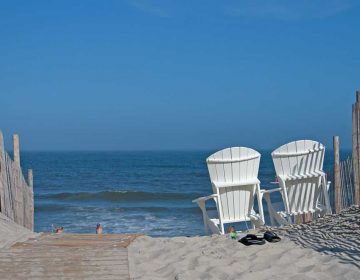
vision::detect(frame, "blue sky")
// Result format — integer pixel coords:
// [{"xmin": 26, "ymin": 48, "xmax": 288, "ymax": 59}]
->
[{"xmin": 0, "ymin": 0, "xmax": 359, "ymax": 150}]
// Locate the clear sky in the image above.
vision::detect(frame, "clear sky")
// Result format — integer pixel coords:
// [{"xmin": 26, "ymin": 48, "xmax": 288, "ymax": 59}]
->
[{"xmin": 0, "ymin": 0, "xmax": 359, "ymax": 151}]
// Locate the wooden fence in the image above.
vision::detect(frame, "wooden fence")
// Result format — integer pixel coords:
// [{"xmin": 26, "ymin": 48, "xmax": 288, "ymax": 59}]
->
[
  {"xmin": 0, "ymin": 132, "xmax": 33, "ymax": 230},
  {"xmin": 339, "ymin": 157, "xmax": 355, "ymax": 209},
  {"xmin": 328, "ymin": 91, "xmax": 360, "ymax": 213},
  {"xmin": 328, "ymin": 157, "xmax": 355, "ymax": 212}
]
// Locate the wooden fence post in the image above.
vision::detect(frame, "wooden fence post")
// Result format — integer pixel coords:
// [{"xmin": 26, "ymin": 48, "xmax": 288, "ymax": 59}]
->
[
  {"xmin": 334, "ymin": 136, "xmax": 341, "ymax": 213},
  {"xmin": 356, "ymin": 90, "xmax": 360, "ymax": 205},
  {"xmin": 13, "ymin": 134, "xmax": 20, "ymax": 168},
  {"xmin": 28, "ymin": 169, "xmax": 33, "ymax": 189},
  {"xmin": 27, "ymin": 169, "xmax": 34, "ymax": 231},
  {"xmin": 352, "ymin": 91, "xmax": 360, "ymax": 205},
  {"xmin": 352, "ymin": 104, "xmax": 359, "ymax": 205},
  {"xmin": 0, "ymin": 131, "xmax": 3, "ymax": 156},
  {"xmin": 0, "ymin": 131, "xmax": 4, "ymax": 213}
]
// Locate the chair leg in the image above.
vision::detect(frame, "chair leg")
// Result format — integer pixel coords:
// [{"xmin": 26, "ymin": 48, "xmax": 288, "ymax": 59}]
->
[
  {"xmin": 251, "ymin": 222, "xmax": 256, "ymax": 230},
  {"xmin": 256, "ymin": 184, "xmax": 265, "ymax": 224},
  {"xmin": 203, "ymin": 216, "xmax": 208, "ymax": 234},
  {"xmin": 220, "ymin": 223, "xmax": 225, "ymax": 234},
  {"xmin": 196, "ymin": 200, "xmax": 209, "ymax": 234},
  {"xmin": 264, "ymin": 192, "xmax": 289, "ymax": 226},
  {"xmin": 263, "ymin": 192, "xmax": 275, "ymax": 226},
  {"xmin": 322, "ymin": 176, "xmax": 332, "ymax": 214}
]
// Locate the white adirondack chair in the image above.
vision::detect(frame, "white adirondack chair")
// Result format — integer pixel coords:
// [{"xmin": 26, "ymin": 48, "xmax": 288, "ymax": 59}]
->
[
  {"xmin": 262, "ymin": 140, "xmax": 332, "ymax": 226},
  {"xmin": 193, "ymin": 147, "xmax": 265, "ymax": 235}
]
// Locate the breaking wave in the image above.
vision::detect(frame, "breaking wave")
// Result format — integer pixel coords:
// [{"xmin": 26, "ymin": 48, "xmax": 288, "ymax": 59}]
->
[{"xmin": 37, "ymin": 190, "xmax": 203, "ymax": 202}]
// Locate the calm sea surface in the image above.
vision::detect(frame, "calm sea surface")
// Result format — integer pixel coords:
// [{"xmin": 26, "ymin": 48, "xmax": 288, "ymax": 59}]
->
[{"xmin": 20, "ymin": 150, "xmax": 349, "ymax": 236}]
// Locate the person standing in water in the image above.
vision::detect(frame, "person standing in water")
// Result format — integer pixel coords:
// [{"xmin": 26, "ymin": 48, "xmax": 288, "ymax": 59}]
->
[{"xmin": 96, "ymin": 224, "xmax": 103, "ymax": 234}]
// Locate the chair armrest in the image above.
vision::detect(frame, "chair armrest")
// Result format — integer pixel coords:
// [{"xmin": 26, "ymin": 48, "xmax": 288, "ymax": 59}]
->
[
  {"xmin": 260, "ymin": 187, "xmax": 282, "ymax": 194},
  {"xmin": 192, "ymin": 194, "xmax": 217, "ymax": 203},
  {"xmin": 193, "ymin": 194, "xmax": 218, "ymax": 235},
  {"xmin": 261, "ymin": 187, "xmax": 288, "ymax": 226}
]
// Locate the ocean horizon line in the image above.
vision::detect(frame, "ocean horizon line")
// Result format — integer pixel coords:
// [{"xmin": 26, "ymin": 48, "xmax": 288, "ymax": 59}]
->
[{"xmin": 14, "ymin": 147, "xmax": 354, "ymax": 153}]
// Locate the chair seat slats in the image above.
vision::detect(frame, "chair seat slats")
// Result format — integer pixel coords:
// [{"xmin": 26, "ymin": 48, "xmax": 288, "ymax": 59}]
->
[{"xmin": 279, "ymin": 171, "xmax": 326, "ymax": 181}]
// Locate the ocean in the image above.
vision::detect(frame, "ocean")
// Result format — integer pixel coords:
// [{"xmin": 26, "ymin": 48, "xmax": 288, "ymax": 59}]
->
[{"xmin": 20, "ymin": 150, "xmax": 349, "ymax": 237}]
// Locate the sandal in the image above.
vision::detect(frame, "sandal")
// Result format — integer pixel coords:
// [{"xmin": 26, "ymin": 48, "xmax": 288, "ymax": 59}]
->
[
  {"xmin": 238, "ymin": 234, "xmax": 265, "ymax": 246},
  {"xmin": 263, "ymin": 231, "xmax": 281, "ymax": 243}
]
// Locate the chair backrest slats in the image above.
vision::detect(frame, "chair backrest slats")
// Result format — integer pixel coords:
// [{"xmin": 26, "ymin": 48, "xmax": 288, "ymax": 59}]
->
[
  {"xmin": 231, "ymin": 147, "xmax": 241, "ymax": 183},
  {"xmin": 271, "ymin": 140, "xmax": 326, "ymax": 214},
  {"xmin": 222, "ymin": 148, "xmax": 233, "ymax": 183},
  {"xmin": 207, "ymin": 147, "xmax": 260, "ymax": 222}
]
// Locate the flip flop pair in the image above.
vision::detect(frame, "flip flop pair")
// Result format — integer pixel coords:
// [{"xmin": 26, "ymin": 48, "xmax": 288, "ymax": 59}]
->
[
  {"xmin": 238, "ymin": 231, "xmax": 281, "ymax": 246},
  {"xmin": 238, "ymin": 234, "xmax": 265, "ymax": 246},
  {"xmin": 263, "ymin": 231, "xmax": 281, "ymax": 243}
]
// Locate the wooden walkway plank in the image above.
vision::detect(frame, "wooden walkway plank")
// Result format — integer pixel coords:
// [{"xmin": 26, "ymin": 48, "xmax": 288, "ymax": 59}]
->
[{"xmin": 0, "ymin": 233, "xmax": 140, "ymax": 280}]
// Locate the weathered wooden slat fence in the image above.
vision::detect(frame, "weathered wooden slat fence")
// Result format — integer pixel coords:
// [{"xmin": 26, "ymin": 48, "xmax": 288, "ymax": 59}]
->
[
  {"xmin": 0, "ymin": 132, "xmax": 33, "ymax": 231},
  {"xmin": 329, "ymin": 156, "xmax": 356, "ymax": 211},
  {"xmin": 340, "ymin": 157, "xmax": 355, "ymax": 209},
  {"xmin": 328, "ymin": 91, "xmax": 360, "ymax": 213}
]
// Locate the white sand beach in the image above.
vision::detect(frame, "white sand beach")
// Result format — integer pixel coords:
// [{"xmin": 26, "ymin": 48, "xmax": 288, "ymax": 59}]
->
[{"xmin": 129, "ymin": 207, "xmax": 360, "ymax": 280}]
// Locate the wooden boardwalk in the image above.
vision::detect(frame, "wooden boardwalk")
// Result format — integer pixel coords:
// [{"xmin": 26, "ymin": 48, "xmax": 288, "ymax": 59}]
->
[{"xmin": 0, "ymin": 233, "xmax": 140, "ymax": 280}]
